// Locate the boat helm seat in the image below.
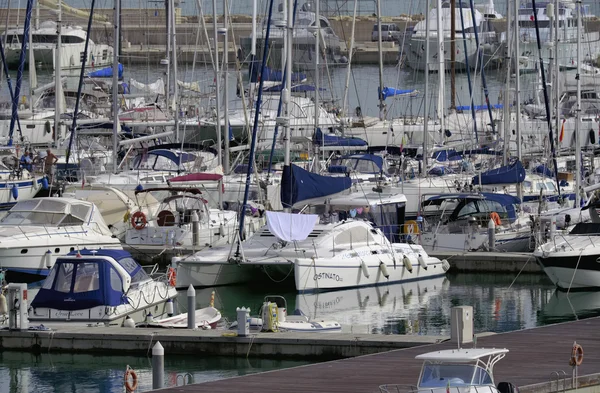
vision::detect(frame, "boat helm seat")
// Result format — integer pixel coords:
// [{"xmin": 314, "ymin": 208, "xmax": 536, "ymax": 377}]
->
[{"xmin": 157, "ymin": 210, "xmax": 176, "ymax": 227}]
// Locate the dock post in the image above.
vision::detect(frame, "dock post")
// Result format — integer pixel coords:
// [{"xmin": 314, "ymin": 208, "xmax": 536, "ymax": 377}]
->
[
  {"xmin": 187, "ymin": 284, "xmax": 196, "ymax": 329},
  {"xmin": 236, "ymin": 307, "xmax": 250, "ymax": 337},
  {"xmin": 152, "ymin": 341, "xmax": 164, "ymax": 389},
  {"xmin": 450, "ymin": 306, "xmax": 473, "ymax": 346},
  {"xmin": 488, "ymin": 219, "xmax": 496, "ymax": 250}
]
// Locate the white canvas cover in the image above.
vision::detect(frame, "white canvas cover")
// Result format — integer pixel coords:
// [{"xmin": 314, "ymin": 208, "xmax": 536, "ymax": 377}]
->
[
  {"xmin": 130, "ymin": 78, "xmax": 166, "ymax": 95},
  {"xmin": 266, "ymin": 211, "xmax": 318, "ymax": 242}
]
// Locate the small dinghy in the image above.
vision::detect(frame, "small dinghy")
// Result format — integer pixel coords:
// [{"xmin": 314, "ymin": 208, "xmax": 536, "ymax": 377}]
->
[
  {"xmin": 137, "ymin": 306, "xmax": 221, "ymax": 329},
  {"xmin": 232, "ymin": 296, "xmax": 342, "ymax": 333}
]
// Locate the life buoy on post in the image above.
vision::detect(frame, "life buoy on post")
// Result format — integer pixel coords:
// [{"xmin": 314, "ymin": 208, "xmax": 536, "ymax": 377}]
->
[
  {"xmin": 490, "ymin": 212, "xmax": 502, "ymax": 226},
  {"xmin": 570, "ymin": 343, "xmax": 584, "ymax": 366},
  {"xmin": 124, "ymin": 367, "xmax": 138, "ymax": 392},
  {"xmin": 403, "ymin": 220, "xmax": 420, "ymax": 235},
  {"xmin": 131, "ymin": 211, "xmax": 147, "ymax": 230}
]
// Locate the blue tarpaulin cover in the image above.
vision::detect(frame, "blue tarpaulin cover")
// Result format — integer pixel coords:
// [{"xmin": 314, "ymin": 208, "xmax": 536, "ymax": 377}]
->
[
  {"xmin": 313, "ymin": 128, "xmax": 367, "ymax": 147},
  {"xmin": 281, "ymin": 164, "xmax": 352, "ymax": 208},
  {"xmin": 87, "ymin": 63, "xmax": 124, "ymax": 78},
  {"xmin": 472, "ymin": 160, "xmax": 526, "ymax": 185}
]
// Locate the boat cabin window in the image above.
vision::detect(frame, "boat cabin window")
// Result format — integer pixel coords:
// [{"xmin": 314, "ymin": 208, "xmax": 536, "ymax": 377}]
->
[
  {"xmin": 110, "ymin": 268, "xmax": 122, "ymax": 292},
  {"xmin": 117, "ymin": 257, "xmax": 149, "ymax": 284},
  {"xmin": 54, "ymin": 263, "xmax": 75, "ymax": 293},
  {"xmin": 73, "ymin": 262, "xmax": 100, "ymax": 293},
  {"xmin": 419, "ymin": 364, "xmax": 493, "ymax": 388},
  {"xmin": 334, "ymin": 225, "xmax": 376, "ymax": 245}
]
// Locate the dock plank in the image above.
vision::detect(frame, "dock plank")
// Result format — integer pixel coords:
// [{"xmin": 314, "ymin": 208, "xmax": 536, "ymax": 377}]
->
[{"xmin": 154, "ymin": 317, "xmax": 600, "ymax": 393}]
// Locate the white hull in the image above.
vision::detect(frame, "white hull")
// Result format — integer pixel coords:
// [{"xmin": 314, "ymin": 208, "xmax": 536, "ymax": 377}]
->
[
  {"xmin": 29, "ymin": 284, "xmax": 177, "ymax": 326},
  {"xmin": 294, "ymin": 244, "xmax": 447, "ymax": 292},
  {"xmin": 5, "ymin": 43, "xmax": 113, "ymax": 70},
  {"xmin": 174, "ymin": 261, "xmax": 260, "ymax": 288},
  {"xmin": 539, "ymin": 265, "xmax": 600, "ymax": 290}
]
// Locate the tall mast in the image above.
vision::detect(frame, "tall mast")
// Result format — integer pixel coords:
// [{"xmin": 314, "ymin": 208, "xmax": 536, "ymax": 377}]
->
[
  {"xmin": 436, "ymin": 0, "xmax": 445, "ymax": 140},
  {"xmin": 314, "ymin": 0, "xmax": 320, "ymax": 138},
  {"xmin": 423, "ymin": 0, "xmax": 431, "ymax": 173},
  {"xmin": 514, "ymin": 0, "xmax": 522, "ymax": 201},
  {"xmin": 575, "ymin": 0, "xmax": 581, "ymax": 207},
  {"xmin": 171, "ymin": 0, "xmax": 179, "ymax": 143},
  {"xmin": 376, "ymin": 0, "xmax": 385, "ymax": 120},
  {"xmin": 450, "ymin": 0, "xmax": 456, "ymax": 110},
  {"xmin": 221, "ymin": 0, "xmax": 230, "ymax": 174},
  {"xmin": 502, "ymin": 0, "xmax": 511, "ymax": 165},
  {"xmin": 112, "ymin": 0, "xmax": 120, "ymax": 173},
  {"xmin": 283, "ymin": 0, "xmax": 293, "ymax": 212},
  {"xmin": 54, "ymin": 0, "xmax": 62, "ymax": 147},
  {"xmin": 212, "ymin": 0, "xmax": 222, "ymax": 175},
  {"xmin": 164, "ymin": 0, "xmax": 171, "ymax": 111},
  {"xmin": 341, "ymin": 0, "xmax": 358, "ymax": 118},
  {"xmin": 554, "ymin": 0, "xmax": 560, "ymax": 148}
]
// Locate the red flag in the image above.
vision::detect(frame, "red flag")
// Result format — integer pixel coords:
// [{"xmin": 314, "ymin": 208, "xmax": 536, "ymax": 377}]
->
[{"xmin": 559, "ymin": 119, "xmax": 565, "ymax": 142}]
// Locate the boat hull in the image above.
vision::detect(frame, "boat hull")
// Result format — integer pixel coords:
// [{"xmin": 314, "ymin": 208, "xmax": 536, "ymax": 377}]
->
[
  {"xmin": 174, "ymin": 261, "xmax": 261, "ymax": 288},
  {"xmin": 294, "ymin": 244, "xmax": 447, "ymax": 293},
  {"xmin": 536, "ymin": 254, "xmax": 600, "ymax": 290}
]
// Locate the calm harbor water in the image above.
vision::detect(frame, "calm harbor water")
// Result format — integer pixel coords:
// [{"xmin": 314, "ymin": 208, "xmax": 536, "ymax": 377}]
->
[{"xmin": 3, "ymin": 272, "xmax": 600, "ymax": 392}]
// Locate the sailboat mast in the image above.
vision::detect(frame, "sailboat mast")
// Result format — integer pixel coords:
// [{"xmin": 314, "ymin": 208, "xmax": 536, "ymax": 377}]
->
[
  {"xmin": 514, "ymin": 0, "xmax": 522, "ymax": 201},
  {"xmin": 423, "ymin": 0, "xmax": 431, "ymax": 172},
  {"xmin": 171, "ymin": 0, "xmax": 179, "ymax": 144},
  {"xmin": 502, "ymin": 0, "xmax": 511, "ymax": 166},
  {"xmin": 436, "ymin": 0, "xmax": 445, "ymax": 138},
  {"xmin": 531, "ymin": 0, "xmax": 561, "ymax": 195},
  {"xmin": 283, "ymin": 0, "xmax": 293, "ymax": 213},
  {"xmin": 341, "ymin": 0, "xmax": 358, "ymax": 119},
  {"xmin": 314, "ymin": 0, "xmax": 320, "ymax": 139},
  {"xmin": 450, "ymin": 0, "xmax": 455, "ymax": 110},
  {"xmin": 165, "ymin": 0, "xmax": 171, "ymax": 111},
  {"xmin": 553, "ymin": 0, "xmax": 560, "ymax": 148},
  {"xmin": 54, "ymin": 0, "xmax": 62, "ymax": 147},
  {"xmin": 222, "ymin": 0, "xmax": 230, "ymax": 174},
  {"xmin": 212, "ymin": 0, "xmax": 222, "ymax": 173},
  {"xmin": 112, "ymin": 0, "xmax": 120, "ymax": 173},
  {"xmin": 375, "ymin": 0, "xmax": 385, "ymax": 120},
  {"xmin": 575, "ymin": 0, "xmax": 581, "ymax": 207}
]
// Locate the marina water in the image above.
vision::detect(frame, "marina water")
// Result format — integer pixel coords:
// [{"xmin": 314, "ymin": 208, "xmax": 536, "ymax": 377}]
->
[{"xmin": 3, "ymin": 272, "xmax": 599, "ymax": 393}]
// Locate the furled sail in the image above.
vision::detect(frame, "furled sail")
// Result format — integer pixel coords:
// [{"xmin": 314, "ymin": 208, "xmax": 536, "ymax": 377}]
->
[{"xmin": 281, "ymin": 164, "xmax": 352, "ymax": 208}]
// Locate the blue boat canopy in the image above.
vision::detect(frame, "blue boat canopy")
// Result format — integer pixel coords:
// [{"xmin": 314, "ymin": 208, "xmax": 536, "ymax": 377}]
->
[
  {"xmin": 534, "ymin": 164, "xmax": 555, "ymax": 178},
  {"xmin": 281, "ymin": 164, "xmax": 352, "ymax": 208},
  {"xmin": 87, "ymin": 63, "xmax": 124, "ymax": 79},
  {"xmin": 329, "ymin": 154, "xmax": 384, "ymax": 174},
  {"xmin": 456, "ymin": 104, "xmax": 504, "ymax": 112},
  {"xmin": 472, "ymin": 160, "xmax": 525, "ymax": 185},
  {"xmin": 378, "ymin": 87, "xmax": 417, "ymax": 100},
  {"xmin": 313, "ymin": 128, "xmax": 367, "ymax": 147},
  {"xmin": 31, "ymin": 249, "xmax": 148, "ymax": 311},
  {"xmin": 249, "ymin": 65, "xmax": 306, "ymax": 83}
]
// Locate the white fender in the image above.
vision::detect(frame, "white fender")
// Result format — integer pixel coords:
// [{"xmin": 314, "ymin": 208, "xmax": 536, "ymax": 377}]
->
[
  {"xmin": 122, "ymin": 315, "xmax": 136, "ymax": 328},
  {"xmin": 403, "ymin": 254, "xmax": 413, "ymax": 273},
  {"xmin": 418, "ymin": 254, "xmax": 427, "ymax": 270},
  {"xmin": 0, "ymin": 292, "xmax": 7, "ymax": 314},
  {"xmin": 379, "ymin": 262, "xmax": 390, "ymax": 279},
  {"xmin": 442, "ymin": 259, "xmax": 451, "ymax": 272},
  {"xmin": 361, "ymin": 260, "xmax": 370, "ymax": 278}
]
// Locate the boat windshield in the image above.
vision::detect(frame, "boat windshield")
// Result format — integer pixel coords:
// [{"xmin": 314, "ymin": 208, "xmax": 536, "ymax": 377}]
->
[
  {"xmin": 419, "ymin": 364, "xmax": 493, "ymax": 388},
  {"xmin": 0, "ymin": 199, "xmax": 90, "ymax": 226}
]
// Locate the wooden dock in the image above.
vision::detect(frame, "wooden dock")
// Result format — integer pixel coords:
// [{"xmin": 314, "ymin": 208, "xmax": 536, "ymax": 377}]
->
[{"xmin": 152, "ymin": 316, "xmax": 600, "ymax": 393}]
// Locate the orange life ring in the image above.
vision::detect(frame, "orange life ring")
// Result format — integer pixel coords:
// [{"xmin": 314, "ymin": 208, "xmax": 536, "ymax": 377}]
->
[
  {"xmin": 490, "ymin": 212, "xmax": 502, "ymax": 226},
  {"xmin": 131, "ymin": 211, "xmax": 147, "ymax": 230},
  {"xmin": 168, "ymin": 267, "xmax": 177, "ymax": 287},
  {"xmin": 124, "ymin": 368, "xmax": 138, "ymax": 392},
  {"xmin": 570, "ymin": 343, "xmax": 584, "ymax": 366}
]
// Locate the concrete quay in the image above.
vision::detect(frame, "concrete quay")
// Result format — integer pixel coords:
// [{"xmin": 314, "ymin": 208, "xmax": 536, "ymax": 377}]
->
[{"xmin": 0, "ymin": 326, "xmax": 447, "ymax": 359}]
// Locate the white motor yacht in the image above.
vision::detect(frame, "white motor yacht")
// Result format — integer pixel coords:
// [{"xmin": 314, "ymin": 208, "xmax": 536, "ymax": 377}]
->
[
  {"xmin": 28, "ymin": 249, "xmax": 177, "ymax": 326},
  {"xmin": 3, "ymin": 21, "xmax": 113, "ymax": 70},
  {"xmin": 0, "ymin": 197, "xmax": 122, "ymax": 282}
]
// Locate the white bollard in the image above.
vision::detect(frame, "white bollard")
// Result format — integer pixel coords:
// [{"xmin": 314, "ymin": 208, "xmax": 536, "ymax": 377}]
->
[
  {"xmin": 152, "ymin": 341, "xmax": 164, "ymax": 389},
  {"xmin": 236, "ymin": 307, "xmax": 250, "ymax": 337},
  {"xmin": 488, "ymin": 219, "xmax": 496, "ymax": 251},
  {"xmin": 187, "ymin": 284, "xmax": 196, "ymax": 329}
]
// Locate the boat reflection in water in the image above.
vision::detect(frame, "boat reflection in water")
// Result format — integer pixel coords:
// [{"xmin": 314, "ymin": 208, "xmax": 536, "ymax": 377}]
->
[
  {"xmin": 295, "ymin": 277, "xmax": 449, "ymax": 334},
  {"xmin": 541, "ymin": 290, "xmax": 600, "ymax": 324}
]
